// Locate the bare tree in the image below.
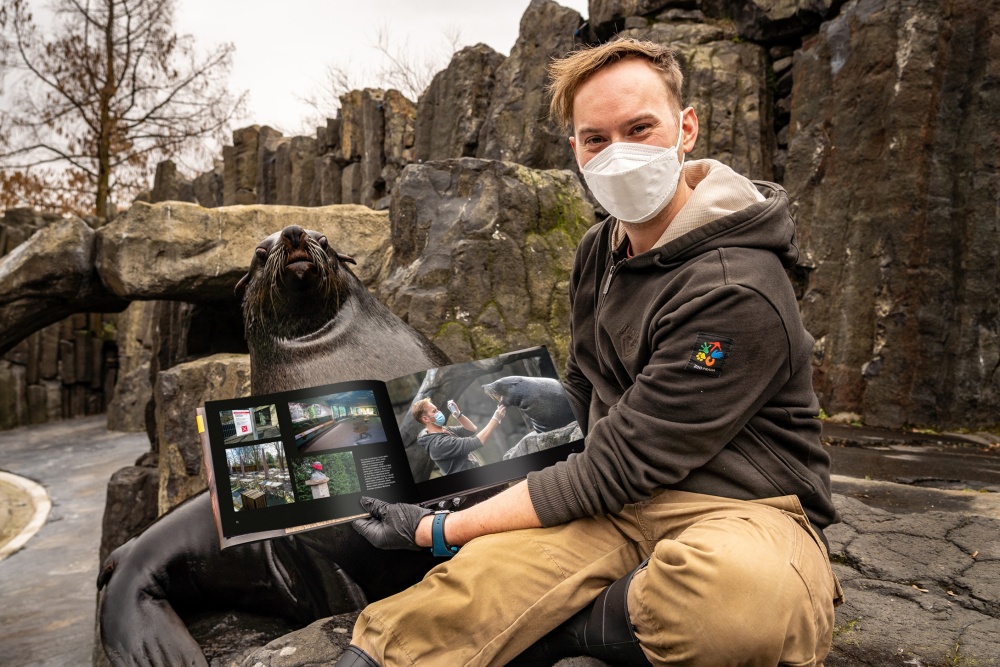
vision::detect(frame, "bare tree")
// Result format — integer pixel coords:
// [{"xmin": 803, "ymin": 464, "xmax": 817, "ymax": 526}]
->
[
  {"xmin": 296, "ymin": 21, "xmax": 462, "ymax": 133},
  {"xmin": 371, "ymin": 22, "xmax": 462, "ymax": 101},
  {"xmin": 0, "ymin": 0, "xmax": 245, "ymax": 217}
]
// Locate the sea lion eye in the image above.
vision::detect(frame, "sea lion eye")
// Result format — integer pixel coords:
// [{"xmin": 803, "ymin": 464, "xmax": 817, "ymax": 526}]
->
[
  {"xmin": 318, "ymin": 236, "xmax": 328, "ymax": 249},
  {"xmin": 255, "ymin": 247, "xmax": 268, "ymax": 261}
]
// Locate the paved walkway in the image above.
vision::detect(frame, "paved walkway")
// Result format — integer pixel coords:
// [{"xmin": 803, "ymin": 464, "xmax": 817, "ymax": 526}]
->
[{"xmin": 0, "ymin": 416, "xmax": 148, "ymax": 667}]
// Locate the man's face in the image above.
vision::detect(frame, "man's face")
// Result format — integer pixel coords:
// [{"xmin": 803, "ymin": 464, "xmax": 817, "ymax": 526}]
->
[
  {"xmin": 570, "ymin": 58, "xmax": 685, "ymax": 168},
  {"xmin": 423, "ymin": 403, "xmax": 440, "ymax": 425}
]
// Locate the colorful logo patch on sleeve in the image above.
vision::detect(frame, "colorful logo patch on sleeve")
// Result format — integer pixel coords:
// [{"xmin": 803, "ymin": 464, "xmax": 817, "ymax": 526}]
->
[{"xmin": 685, "ymin": 333, "xmax": 733, "ymax": 377}]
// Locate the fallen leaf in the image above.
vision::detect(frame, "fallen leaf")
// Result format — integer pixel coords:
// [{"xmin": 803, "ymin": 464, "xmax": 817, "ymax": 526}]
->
[
  {"xmin": 947, "ymin": 591, "xmax": 956, "ymax": 596},
  {"xmin": 971, "ymin": 550, "xmax": 978, "ymax": 559},
  {"xmin": 912, "ymin": 584, "xmax": 929, "ymax": 593}
]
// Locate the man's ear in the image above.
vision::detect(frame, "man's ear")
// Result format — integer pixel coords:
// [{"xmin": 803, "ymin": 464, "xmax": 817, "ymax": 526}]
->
[{"xmin": 681, "ymin": 107, "xmax": 699, "ymax": 155}]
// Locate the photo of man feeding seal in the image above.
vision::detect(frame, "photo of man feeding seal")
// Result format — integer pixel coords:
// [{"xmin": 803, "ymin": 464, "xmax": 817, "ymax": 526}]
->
[{"xmin": 339, "ymin": 37, "xmax": 842, "ymax": 667}]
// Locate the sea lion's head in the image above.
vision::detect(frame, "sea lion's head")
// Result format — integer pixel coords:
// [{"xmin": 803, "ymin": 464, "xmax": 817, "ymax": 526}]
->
[
  {"xmin": 482, "ymin": 377, "xmax": 523, "ymax": 407},
  {"xmin": 236, "ymin": 225, "xmax": 358, "ymax": 340}
]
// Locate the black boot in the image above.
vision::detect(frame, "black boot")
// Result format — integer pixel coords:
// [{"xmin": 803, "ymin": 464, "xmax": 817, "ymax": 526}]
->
[
  {"xmin": 508, "ymin": 560, "xmax": 652, "ymax": 667},
  {"xmin": 333, "ymin": 645, "xmax": 380, "ymax": 667}
]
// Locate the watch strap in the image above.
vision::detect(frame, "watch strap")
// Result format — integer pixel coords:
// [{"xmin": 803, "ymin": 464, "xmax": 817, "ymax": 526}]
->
[{"xmin": 431, "ymin": 511, "xmax": 459, "ymax": 557}]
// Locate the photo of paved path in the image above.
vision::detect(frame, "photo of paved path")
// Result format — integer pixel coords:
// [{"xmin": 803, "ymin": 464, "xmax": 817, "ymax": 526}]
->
[{"xmin": 298, "ymin": 416, "xmax": 386, "ymax": 453}]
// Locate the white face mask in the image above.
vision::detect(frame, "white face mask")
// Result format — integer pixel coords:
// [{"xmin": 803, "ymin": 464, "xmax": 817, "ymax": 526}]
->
[{"xmin": 580, "ymin": 113, "xmax": 685, "ymax": 224}]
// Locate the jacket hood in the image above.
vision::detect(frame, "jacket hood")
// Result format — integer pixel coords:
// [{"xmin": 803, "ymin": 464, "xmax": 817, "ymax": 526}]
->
[{"xmin": 618, "ymin": 181, "xmax": 801, "ymax": 271}]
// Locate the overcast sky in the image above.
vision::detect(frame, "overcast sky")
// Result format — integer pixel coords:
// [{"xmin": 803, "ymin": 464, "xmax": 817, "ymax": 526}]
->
[{"xmin": 174, "ymin": 0, "xmax": 590, "ymax": 136}]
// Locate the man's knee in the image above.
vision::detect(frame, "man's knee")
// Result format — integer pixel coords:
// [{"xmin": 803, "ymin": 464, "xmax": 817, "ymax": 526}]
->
[{"xmin": 627, "ymin": 516, "xmax": 835, "ymax": 666}]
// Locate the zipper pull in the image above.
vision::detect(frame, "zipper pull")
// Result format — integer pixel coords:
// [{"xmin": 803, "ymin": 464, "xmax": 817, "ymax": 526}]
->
[{"xmin": 602, "ymin": 262, "xmax": 617, "ymax": 295}]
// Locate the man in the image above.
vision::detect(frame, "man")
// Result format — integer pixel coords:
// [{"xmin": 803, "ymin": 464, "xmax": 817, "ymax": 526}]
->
[
  {"xmin": 340, "ymin": 38, "xmax": 842, "ymax": 667},
  {"xmin": 413, "ymin": 398, "xmax": 507, "ymax": 475}
]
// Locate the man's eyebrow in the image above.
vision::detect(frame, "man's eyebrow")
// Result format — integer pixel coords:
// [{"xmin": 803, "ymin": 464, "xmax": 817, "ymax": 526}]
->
[
  {"xmin": 576, "ymin": 114, "xmax": 660, "ymax": 136},
  {"xmin": 622, "ymin": 113, "xmax": 659, "ymax": 127}
]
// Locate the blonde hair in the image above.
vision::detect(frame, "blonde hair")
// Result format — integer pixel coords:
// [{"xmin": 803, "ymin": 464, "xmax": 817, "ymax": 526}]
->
[
  {"xmin": 411, "ymin": 397, "xmax": 433, "ymax": 422},
  {"xmin": 548, "ymin": 38, "xmax": 684, "ymax": 130}
]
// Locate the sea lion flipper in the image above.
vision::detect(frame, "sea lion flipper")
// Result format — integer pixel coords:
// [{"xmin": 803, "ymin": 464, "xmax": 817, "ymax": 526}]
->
[{"xmin": 98, "ymin": 496, "xmax": 216, "ymax": 666}]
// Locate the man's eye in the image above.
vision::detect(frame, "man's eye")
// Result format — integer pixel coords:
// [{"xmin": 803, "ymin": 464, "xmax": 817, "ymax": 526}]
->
[
  {"xmin": 585, "ymin": 136, "xmax": 604, "ymax": 146},
  {"xmin": 631, "ymin": 124, "xmax": 649, "ymax": 135}
]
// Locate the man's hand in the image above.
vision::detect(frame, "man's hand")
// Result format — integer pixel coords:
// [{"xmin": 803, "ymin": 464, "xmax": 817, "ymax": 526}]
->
[
  {"xmin": 492, "ymin": 405, "xmax": 507, "ymax": 423},
  {"xmin": 352, "ymin": 496, "xmax": 433, "ymax": 550}
]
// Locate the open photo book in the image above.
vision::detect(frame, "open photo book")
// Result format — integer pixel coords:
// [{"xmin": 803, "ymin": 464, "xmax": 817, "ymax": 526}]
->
[{"xmin": 197, "ymin": 346, "xmax": 585, "ymax": 549}]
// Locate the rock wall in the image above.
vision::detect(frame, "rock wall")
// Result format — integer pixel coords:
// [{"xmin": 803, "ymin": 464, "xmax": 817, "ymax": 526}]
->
[
  {"xmin": 785, "ymin": 0, "xmax": 1000, "ymax": 429},
  {"xmin": 0, "ymin": 209, "xmax": 119, "ymax": 431}
]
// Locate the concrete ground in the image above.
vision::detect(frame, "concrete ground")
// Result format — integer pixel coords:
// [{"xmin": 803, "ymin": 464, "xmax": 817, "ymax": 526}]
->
[
  {"xmin": 1, "ymin": 416, "xmax": 999, "ymax": 666},
  {"xmin": 0, "ymin": 416, "xmax": 148, "ymax": 667}
]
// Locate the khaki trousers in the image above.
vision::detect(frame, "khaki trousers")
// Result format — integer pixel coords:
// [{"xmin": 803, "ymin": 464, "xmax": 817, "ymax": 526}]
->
[{"xmin": 352, "ymin": 490, "xmax": 843, "ymax": 667}]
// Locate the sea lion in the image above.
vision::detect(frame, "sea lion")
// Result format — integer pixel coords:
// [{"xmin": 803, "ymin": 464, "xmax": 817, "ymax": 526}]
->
[
  {"xmin": 482, "ymin": 376, "xmax": 578, "ymax": 433},
  {"xmin": 97, "ymin": 225, "xmax": 450, "ymax": 666}
]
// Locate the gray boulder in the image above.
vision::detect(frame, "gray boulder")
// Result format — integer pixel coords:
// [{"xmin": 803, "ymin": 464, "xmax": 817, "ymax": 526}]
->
[
  {"xmin": 154, "ymin": 353, "xmax": 251, "ymax": 515},
  {"xmin": 0, "ymin": 207, "xmax": 64, "ymax": 255},
  {"xmin": 0, "ymin": 216, "xmax": 127, "ymax": 355},
  {"xmin": 724, "ymin": 0, "xmax": 837, "ymax": 42},
  {"xmin": 503, "ymin": 422, "xmax": 584, "ymax": 459},
  {"xmin": 105, "ymin": 301, "xmax": 158, "ymax": 432},
  {"xmin": 98, "ymin": 459, "xmax": 159, "ymax": 564},
  {"xmin": 379, "ymin": 158, "xmax": 596, "ymax": 372},
  {"xmin": 150, "ymin": 160, "xmax": 196, "ymax": 204},
  {"xmin": 255, "ymin": 126, "xmax": 288, "ymax": 205},
  {"xmin": 275, "ymin": 136, "xmax": 318, "ymax": 206},
  {"xmin": 224, "ymin": 126, "xmax": 262, "ymax": 205},
  {"xmin": 379, "ymin": 89, "xmax": 418, "ymax": 206},
  {"xmin": 193, "ymin": 161, "xmax": 225, "ymax": 208},
  {"xmin": 587, "ymin": 0, "xmax": 674, "ymax": 40}
]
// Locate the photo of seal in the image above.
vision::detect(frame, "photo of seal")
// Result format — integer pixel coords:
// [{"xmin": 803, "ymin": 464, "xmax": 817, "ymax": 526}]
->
[
  {"xmin": 96, "ymin": 225, "xmax": 450, "ymax": 666},
  {"xmin": 482, "ymin": 375, "xmax": 577, "ymax": 433}
]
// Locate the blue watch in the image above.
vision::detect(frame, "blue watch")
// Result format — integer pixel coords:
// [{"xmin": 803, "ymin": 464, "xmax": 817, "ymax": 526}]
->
[{"xmin": 431, "ymin": 511, "xmax": 459, "ymax": 557}]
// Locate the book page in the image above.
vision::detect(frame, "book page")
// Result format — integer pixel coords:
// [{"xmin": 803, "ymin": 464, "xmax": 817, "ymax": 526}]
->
[
  {"xmin": 202, "ymin": 380, "xmax": 418, "ymax": 546},
  {"xmin": 386, "ymin": 347, "xmax": 584, "ymax": 505}
]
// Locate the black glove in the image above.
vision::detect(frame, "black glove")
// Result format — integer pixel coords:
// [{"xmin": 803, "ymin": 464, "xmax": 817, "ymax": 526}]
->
[{"xmin": 352, "ymin": 496, "xmax": 433, "ymax": 550}]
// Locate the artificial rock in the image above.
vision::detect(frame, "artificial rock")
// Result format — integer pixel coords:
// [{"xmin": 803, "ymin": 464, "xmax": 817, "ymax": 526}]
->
[
  {"xmin": 476, "ymin": 0, "xmax": 584, "ymax": 172},
  {"xmin": 95, "ymin": 201, "xmax": 394, "ymax": 302},
  {"xmin": 379, "ymin": 158, "xmax": 596, "ymax": 372},
  {"xmin": 414, "ymin": 43, "xmax": 506, "ymax": 162},
  {"xmin": 255, "ymin": 126, "xmax": 288, "ymax": 205},
  {"xmin": 621, "ymin": 18, "xmax": 775, "ymax": 180},
  {"xmin": 0, "ymin": 216, "xmax": 127, "ymax": 355},
  {"xmin": 785, "ymin": 0, "xmax": 1000, "ymax": 429},
  {"xmin": 154, "ymin": 353, "xmax": 251, "ymax": 514},
  {"xmin": 275, "ymin": 136, "xmax": 317, "ymax": 207}
]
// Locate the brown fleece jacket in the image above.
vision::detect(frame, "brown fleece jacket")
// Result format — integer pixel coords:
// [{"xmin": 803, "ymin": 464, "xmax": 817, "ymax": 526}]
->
[{"xmin": 526, "ymin": 174, "xmax": 838, "ymax": 533}]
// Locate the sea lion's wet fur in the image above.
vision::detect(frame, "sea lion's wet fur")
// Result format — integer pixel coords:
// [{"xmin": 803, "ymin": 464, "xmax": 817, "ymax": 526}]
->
[
  {"xmin": 97, "ymin": 225, "xmax": 449, "ymax": 666},
  {"xmin": 482, "ymin": 376, "xmax": 578, "ymax": 433},
  {"xmin": 241, "ymin": 229, "xmax": 346, "ymax": 341}
]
